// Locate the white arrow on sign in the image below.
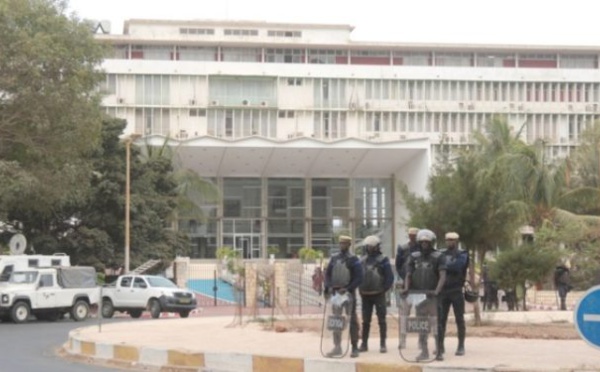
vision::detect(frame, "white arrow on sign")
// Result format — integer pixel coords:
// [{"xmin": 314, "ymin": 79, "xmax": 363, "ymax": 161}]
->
[{"xmin": 583, "ymin": 314, "xmax": 600, "ymax": 322}]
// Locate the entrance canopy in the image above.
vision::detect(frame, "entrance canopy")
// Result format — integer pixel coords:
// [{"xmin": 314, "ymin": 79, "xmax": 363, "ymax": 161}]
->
[{"xmin": 143, "ymin": 136, "xmax": 431, "ymax": 179}]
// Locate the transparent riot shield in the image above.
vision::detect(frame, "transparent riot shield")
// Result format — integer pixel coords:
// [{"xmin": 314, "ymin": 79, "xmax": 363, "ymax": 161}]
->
[
  {"xmin": 397, "ymin": 290, "xmax": 438, "ymax": 363},
  {"xmin": 320, "ymin": 291, "xmax": 352, "ymax": 358}
]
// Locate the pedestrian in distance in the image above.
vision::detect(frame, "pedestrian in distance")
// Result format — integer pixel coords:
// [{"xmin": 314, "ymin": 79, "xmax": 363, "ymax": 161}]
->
[
  {"xmin": 324, "ymin": 235, "xmax": 363, "ymax": 358},
  {"xmin": 436, "ymin": 232, "xmax": 469, "ymax": 361},
  {"xmin": 554, "ymin": 263, "xmax": 572, "ymax": 311},
  {"xmin": 358, "ymin": 235, "xmax": 394, "ymax": 354}
]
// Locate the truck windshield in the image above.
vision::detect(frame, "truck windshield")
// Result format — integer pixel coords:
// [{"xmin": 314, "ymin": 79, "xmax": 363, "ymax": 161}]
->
[
  {"xmin": 146, "ymin": 276, "xmax": 177, "ymax": 288},
  {"xmin": 9, "ymin": 271, "xmax": 39, "ymax": 284}
]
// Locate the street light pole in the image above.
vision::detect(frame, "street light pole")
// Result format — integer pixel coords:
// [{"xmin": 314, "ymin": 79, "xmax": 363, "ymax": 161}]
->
[
  {"xmin": 125, "ymin": 138, "xmax": 132, "ymax": 274},
  {"xmin": 124, "ymin": 134, "xmax": 141, "ymax": 274}
]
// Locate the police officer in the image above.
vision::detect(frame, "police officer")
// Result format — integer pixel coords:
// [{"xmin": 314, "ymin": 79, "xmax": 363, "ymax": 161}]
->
[
  {"xmin": 395, "ymin": 227, "xmax": 420, "ymax": 281},
  {"xmin": 437, "ymin": 232, "xmax": 469, "ymax": 361},
  {"xmin": 324, "ymin": 235, "xmax": 363, "ymax": 358},
  {"xmin": 358, "ymin": 235, "xmax": 394, "ymax": 353},
  {"xmin": 404, "ymin": 229, "xmax": 446, "ymax": 361},
  {"xmin": 396, "ymin": 227, "xmax": 420, "ymax": 349}
]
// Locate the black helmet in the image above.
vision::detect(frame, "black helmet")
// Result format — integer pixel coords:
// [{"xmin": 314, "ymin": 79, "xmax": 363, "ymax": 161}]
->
[{"xmin": 464, "ymin": 290, "xmax": 479, "ymax": 303}]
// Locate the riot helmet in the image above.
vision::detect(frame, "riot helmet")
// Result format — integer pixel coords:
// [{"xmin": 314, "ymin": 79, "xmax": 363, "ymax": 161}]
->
[{"xmin": 416, "ymin": 229, "xmax": 436, "ymax": 255}]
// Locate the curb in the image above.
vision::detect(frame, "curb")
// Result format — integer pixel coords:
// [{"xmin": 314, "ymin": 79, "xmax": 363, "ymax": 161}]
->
[{"xmin": 65, "ymin": 330, "xmax": 424, "ymax": 372}]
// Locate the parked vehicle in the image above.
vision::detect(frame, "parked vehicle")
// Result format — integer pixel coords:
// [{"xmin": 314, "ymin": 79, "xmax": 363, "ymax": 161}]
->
[
  {"xmin": 101, "ymin": 275, "xmax": 197, "ymax": 319},
  {"xmin": 0, "ymin": 254, "xmax": 70, "ymax": 282},
  {"xmin": 0, "ymin": 266, "xmax": 98, "ymax": 323}
]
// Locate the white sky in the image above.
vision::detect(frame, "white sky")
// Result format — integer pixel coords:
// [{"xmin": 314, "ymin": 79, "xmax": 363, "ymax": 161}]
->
[{"xmin": 68, "ymin": 0, "xmax": 600, "ymax": 46}]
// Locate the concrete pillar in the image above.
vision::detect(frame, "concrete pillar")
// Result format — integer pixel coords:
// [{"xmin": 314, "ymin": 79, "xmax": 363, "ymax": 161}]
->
[
  {"xmin": 174, "ymin": 257, "xmax": 190, "ymax": 288},
  {"xmin": 245, "ymin": 262, "xmax": 258, "ymax": 309},
  {"xmin": 274, "ymin": 262, "xmax": 288, "ymax": 308}
]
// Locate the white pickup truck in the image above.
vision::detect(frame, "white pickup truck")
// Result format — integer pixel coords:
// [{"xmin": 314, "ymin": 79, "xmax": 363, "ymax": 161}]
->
[
  {"xmin": 0, "ymin": 266, "xmax": 98, "ymax": 323},
  {"xmin": 101, "ymin": 275, "xmax": 197, "ymax": 319}
]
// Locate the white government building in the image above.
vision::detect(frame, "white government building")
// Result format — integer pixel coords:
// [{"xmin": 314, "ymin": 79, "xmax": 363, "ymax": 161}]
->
[{"xmin": 94, "ymin": 19, "xmax": 600, "ymax": 259}]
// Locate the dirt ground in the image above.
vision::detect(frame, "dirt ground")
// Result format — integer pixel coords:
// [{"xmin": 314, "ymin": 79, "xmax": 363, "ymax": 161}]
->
[{"xmin": 261, "ymin": 315, "xmax": 579, "ymax": 340}]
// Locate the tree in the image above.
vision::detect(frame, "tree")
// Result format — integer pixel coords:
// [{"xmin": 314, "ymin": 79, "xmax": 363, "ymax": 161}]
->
[
  {"xmin": 0, "ymin": 0, "xmax": 105, "ymax": 235},
  {"xmin": 489, "ymin": 242, "xmax": 559, "ymax": 310}
]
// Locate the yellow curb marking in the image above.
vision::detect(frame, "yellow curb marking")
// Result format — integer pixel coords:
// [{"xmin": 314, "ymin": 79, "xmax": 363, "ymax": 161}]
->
[
  {"xmin": 356, "ymin": 362, "xmax": 421, "ymax": 372},
  {"xmin": 113, "ymin": 345, "xmax": 139, "ymax": 362},
  {"xmin": 80, "ymin": 341, "xmax": 96, "ymax": 356},
  {"xmin": 253, "ymin": 356, "xmax": 303, "ymax": 372},
  {"xmin": 167, "ymin": 350, "xmax": 204, "ymax": 367}
]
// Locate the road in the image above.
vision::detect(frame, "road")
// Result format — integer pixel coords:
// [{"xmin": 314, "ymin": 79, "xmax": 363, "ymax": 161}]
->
[{"xmin": 0, "ymin": 317, "xmax": 127, "ymax": 372}]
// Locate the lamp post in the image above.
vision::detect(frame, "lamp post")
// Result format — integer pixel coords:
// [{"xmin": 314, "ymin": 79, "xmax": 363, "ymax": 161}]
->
[{"xmin": 124, "ymin": 134, "xmax": 141, "ymax": 273}]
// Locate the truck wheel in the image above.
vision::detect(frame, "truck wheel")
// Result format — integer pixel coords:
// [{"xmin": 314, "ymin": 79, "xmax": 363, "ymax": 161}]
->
[
  {"xmin": 179, "ymin": 310, "xmax": 190, "ymax": 318},
  {"xmin": 11, "ymin": 301, "xmax": 31, "ymax": 323},
  {"xmin": 149, "ymin": 299, "xmax": 161, "ymax": 319},
  {"xmin": 129, "ymin": 310, "xmax": 142, "ymax": 318},
  {"xmin": 101, "ymin": 299, "xmax": 115, "ymax": 319},
  {"xmin": 71, "ymin": 300, "xmax": 90, "ymax": 321}
]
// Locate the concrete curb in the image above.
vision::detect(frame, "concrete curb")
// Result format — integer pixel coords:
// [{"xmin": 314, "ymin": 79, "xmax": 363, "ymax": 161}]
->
[{"xmin": 65, "ymin": 330, "xmax": 425, "ymax": 372}]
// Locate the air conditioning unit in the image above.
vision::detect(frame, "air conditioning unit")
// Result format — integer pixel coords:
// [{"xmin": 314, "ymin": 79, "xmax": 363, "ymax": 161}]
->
[
  {"xmin": 211, "ymin": 100, "xmax": 219, "ymax": 106},
  {"xmin": 242, "ymin": 99, "xmax": 250, "ymax": 106},
  {"xmin": 117, "ymin": 97, "xmax": 125, "ymax": 104},
  {"xmin": 458, "ymin": 102, "xmax": 465, "ymax": 109},
  {"xmin": 349, "ymin": 102, "xmax": 357, "ymax": 110},
  {"xmin": 260, "ymin": 101, "xmax": 268, "ymax": 107},
  {"xmin": 189, "ymin": 99, "xmax": 196, "ymax": 105}
]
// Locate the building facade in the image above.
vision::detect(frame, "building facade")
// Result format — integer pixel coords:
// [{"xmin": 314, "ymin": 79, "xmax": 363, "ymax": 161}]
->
[{"xmin": 96, "ymin": 19, "xmax": 600, "ymax": 259}]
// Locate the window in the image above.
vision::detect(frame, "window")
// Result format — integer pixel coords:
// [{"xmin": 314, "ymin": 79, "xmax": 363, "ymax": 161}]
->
[
  {"xmin": 265, "ymin": 49, "xmax": 304, "ymax": 63},
  {"xmin": 51, "ymin": 259, "xmax": 61, "ymax": 266},
  {"xmin": 287, "ymin": 78, "xmax": 302, "ymax": 86},
  {"xmin": 222, "ymin": 47, "xmax": 261, "ymax": 62},
  {"xmin": 267, "ymin": 30, "xmax": 302, "ymax": 38},
  {"xmin": 308, "ymin": 49, "xmax": 346, "ymax": 64},
  {"xmin": 0, "ymin": 265, "xmax": 13, "ymax": 281},
  {"xmin": 224, "ymin": 29, "xmax": 259, "ymax": 36},
  {"xmin": 28, "ymin": 259, "xmax": 39, "ymax": 267},
  {"xmin": 278, "ymin": 110, "xmax": 295, "ymax": 118},
  {"xmin": 39, "ymin": 274, "xmax": 53, "ymax": 288},
  {"xmin": 120, "ymin": 276, "xmax": 132, "ymax": 288},
  {"xmin": 180, "ymin": 27, "xmax": 214, "ymax": 35},
  {"xmin": 189, "ymin": 109, "xmax": 206, "ymax": 117},
  {"xmin": 133, "ymin": 277, "xmax": 147, "ymax": 288}
]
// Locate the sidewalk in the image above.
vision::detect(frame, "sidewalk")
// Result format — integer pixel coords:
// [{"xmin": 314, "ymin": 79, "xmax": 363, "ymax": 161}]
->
[{"xmin": 63, "ymin": 310, "xmax": 600, "ymax": 372}]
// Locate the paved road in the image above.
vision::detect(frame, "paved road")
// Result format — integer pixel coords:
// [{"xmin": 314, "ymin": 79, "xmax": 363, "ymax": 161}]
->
[{"xmin": 0, "ymin": 317, "xmax": 126, "ymax": 372}]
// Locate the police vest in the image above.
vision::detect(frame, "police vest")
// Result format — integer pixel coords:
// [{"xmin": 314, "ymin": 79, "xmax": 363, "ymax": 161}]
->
[
  {"xmin": 359, "ymin": 255, "xmax": 385, "ymax": 294},
  {"xmin": 330, "ymin": 256, "xmax": 352, "ymax": 288},
  {"xmin": 410, "ymin": 251, "xmax": 441, "ymax": 291}
]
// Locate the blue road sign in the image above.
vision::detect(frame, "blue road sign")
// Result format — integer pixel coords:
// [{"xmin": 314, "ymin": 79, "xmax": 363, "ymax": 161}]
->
[{"xmin": 574, "ymin": 285, "xmax": 600, "ymax": 349}]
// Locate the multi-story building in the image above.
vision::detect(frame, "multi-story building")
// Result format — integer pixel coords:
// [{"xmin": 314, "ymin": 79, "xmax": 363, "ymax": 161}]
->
[{"xmin": 95, "ymin": 19, "xmax": 600, "ymax": 259}]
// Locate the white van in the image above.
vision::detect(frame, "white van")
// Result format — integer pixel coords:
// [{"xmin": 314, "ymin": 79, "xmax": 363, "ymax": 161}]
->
[{"xmin": 0, "ymin": 254, "xmax": 70, "ymax": 282}]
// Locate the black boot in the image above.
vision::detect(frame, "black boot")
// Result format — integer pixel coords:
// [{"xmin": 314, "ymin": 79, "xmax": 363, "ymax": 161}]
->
[
  {"xmin": 350, "ymin": 345, "xmax": 360, "ymax": 358},
  {"xmin": 326, "ymin": 333, "xmax": 343, "ymax": 357},
  {"xmin": 415, "ymin": 336, "xmax": 429, "ymax": 361},
  {"xmin": 379, "ymin": 322, "xmax": 387, "ymax": 353},
  {"xmin": 436, "ymin": 335, "xmax": 445, "ymax": 360},
  {"xmin": 359, "ymin": 323, "xmax": 369, "ymax": 352},
  {"xmin": 456, "ymin": 328, "xmax": 465, "ymax": 356}
]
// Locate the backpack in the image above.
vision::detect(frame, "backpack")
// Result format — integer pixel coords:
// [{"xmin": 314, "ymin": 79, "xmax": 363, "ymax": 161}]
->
[{"xmin": 360, "ymin": 255, "xmax": 385, "ymax": 294}]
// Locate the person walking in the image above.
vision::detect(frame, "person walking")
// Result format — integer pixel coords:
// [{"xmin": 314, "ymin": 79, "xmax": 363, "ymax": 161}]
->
[
  {"xmin": 358, "ymin": 235, "xmax": 394, "ymax": 354},
  {"xmin": 324, "ymin": 235, "xmax": 363, "ymax": 358},
  {"xmin": 437, "ymin": 232, "xmax": 469, "ymax": 361},
  {"xmin": 403, "ymin": 229, "xmax": 446, "ymax": 361},
  {"xmin": 554, "ymin": 263, "xmax": 572, "ymax": 311}
]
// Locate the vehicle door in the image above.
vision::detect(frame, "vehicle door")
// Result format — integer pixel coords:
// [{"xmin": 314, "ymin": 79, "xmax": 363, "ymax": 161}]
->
[
  {"xmin": 34, "ymin": 273, "xmax": 57, "ymax": 309},
  {"xmin": 131, "ymin": 277, "xmax": 150, "ymax": 306},
  {"xmin": 114, "ymin": 276, "xmax": 133, "ymax": 307}
]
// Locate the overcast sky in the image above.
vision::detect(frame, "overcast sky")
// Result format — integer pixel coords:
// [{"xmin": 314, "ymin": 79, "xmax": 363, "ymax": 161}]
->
[{"xmin": 68, "ymin": 0, "xmax": 600, "ymax": 46}]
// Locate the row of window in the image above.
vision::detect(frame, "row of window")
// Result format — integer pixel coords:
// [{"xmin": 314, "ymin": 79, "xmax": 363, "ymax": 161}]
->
[
  {"xmin": 100, "ymin": 74, "xmax": 600, "ymax": 105},
  {"xmin": 178, "ymin": 28, "xmax": 302, "ymax": 38},
  {"xmin": 107, "ymin": 106, "xmax": 598, "ymax": 144},
  {"xmin": 108, "ymin": 45, "xmax": 599, "ymax": 69}
]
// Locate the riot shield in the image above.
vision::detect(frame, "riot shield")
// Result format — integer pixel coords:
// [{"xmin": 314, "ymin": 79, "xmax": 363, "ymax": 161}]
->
[
  {"xmin": 397, "ymin": 290, "xmax": 438, "ymax": 363},
  {"xmin": 320, "ymin": 291, "xmax": 352, "ymax": 358}
]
